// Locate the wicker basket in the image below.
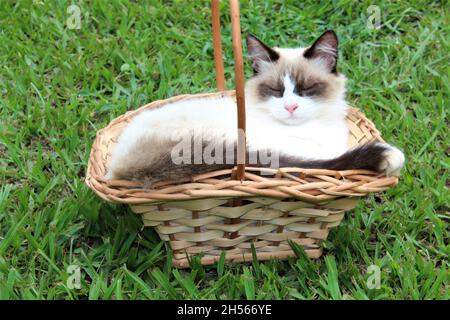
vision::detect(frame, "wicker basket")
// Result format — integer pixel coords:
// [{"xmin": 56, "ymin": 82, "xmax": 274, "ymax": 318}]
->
[{"xmin": 85, "ymin": 0, "xmax": 398, "ymax": 268}]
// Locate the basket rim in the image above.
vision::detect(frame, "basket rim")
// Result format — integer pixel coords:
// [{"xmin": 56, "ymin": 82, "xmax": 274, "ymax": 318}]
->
[{"xmin": 85, "ymin": 90, "xmax": 398, "ymax": 204}]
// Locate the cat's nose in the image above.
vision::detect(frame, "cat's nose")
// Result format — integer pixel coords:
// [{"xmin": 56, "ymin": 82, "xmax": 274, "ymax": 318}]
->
[{"xmin": 285, "ymin": 104, "xmax": 298, "ymax": 114}]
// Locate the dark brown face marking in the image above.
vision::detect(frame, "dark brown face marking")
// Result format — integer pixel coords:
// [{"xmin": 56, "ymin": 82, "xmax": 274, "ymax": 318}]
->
[
  {"xmin": 293, "ymin": 77, "xmax": 327, "ymax": 97},
  {"xmin": 256, "ymin": 69, "xmax": 329, "ymax": 100},
  {"xmin": 257, "ymin": 77, "xmax": 285, "ymax": 99}
]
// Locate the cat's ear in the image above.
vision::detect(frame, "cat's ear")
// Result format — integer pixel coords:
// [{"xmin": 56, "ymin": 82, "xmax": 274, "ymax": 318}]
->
[
  {"xmin": 303, "ymin": 30, "xmax": 338, "ymax": 73},
  {"xmin": 246, "ymin": 33, "xmax": 279, "ymax": 73}
]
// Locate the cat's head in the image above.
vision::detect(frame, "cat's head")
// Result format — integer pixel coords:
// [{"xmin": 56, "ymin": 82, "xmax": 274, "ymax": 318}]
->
[{"xmin": 245, "ymin": 31, "xmax": 347, "ymax": 125}]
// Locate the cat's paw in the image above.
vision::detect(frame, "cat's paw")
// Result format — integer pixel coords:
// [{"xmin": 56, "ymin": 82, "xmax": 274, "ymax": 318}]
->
[{"xmin": 379, "ymin": 144, "xmax": 405, "ymax": 176}]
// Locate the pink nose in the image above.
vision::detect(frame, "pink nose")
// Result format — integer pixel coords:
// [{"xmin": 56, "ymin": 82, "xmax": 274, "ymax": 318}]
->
[{"xmin": 285, "ymin": 104, "xmax": 298, "ymax": 114}]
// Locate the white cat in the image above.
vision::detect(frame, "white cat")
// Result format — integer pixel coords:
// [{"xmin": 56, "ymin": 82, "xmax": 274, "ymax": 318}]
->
[{"xmin": 106, "ymin": 31, "xmax": 405, "ymax": 187}]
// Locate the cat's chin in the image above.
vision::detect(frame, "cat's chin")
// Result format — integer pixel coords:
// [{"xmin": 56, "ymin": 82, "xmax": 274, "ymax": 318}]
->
[{"xmin": 274, "ymin": 116, "xmax": 305, "ymax": 126}]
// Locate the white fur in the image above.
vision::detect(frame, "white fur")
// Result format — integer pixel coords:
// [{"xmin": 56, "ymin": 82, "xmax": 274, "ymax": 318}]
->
[
  {"xmin": 378, "ymin": 144, "xmax": 405, "ymax": 176},
  {"xmin": 107, "ymin": 97, "xmax": 238, "ymax": 178}
]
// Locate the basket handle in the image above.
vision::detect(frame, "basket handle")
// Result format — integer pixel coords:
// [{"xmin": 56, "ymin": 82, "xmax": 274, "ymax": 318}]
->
[{"xmin": 211, "ymin": 0, "xmax": 246, "ymax": 180}]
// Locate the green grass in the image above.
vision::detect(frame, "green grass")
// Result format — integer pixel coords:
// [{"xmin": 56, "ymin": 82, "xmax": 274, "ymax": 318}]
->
[{"xmin": 0, "ymin": 0, "xmax": 448, "ymax": 300}]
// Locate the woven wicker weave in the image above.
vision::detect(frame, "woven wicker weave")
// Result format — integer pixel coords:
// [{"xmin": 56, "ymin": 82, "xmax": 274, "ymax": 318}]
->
[{"xmin": 85, "ymin": 1, "xmax": 398, "ymax": 268}]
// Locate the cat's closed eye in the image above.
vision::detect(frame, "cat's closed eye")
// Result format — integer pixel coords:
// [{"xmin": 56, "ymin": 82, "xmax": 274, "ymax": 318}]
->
[
  {"xmin": 259, "ymin": 83, "xmax": 284, "ymax": 98},
  {"xmin": 297, "ymin": 82, "xmax": 325, "ymax": 97},
  {"xmin": 269, "ymin": 86, "xmax": 283, "ymax": 97}
]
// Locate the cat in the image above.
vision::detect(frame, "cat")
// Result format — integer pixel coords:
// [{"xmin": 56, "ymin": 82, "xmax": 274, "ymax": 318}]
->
[{"xmin": 105, "ymin": 30, "xmax": 405, "ymax": 188}]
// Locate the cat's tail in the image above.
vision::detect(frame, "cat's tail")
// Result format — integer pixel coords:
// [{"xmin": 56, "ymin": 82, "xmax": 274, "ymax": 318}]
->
[{"xmin": 277, "ymin": 142, "xmax": 405, "ymax": 176}]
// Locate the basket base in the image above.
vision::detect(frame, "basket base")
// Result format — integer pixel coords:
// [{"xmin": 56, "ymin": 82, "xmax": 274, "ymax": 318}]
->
[
  {"xmin": 171, "ymin": 248, "xmax": 323, "ymax": 268},
  {"xmin": 132, "ymin": 197, "xmax": 358, "ymax": 268}
]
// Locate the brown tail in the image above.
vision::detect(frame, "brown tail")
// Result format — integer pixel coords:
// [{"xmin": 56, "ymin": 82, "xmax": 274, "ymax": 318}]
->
[
  {"xmin": 277, "ymin": 142, "xmax": 388, "ymax": 172},
  {"xmin": 127, "ymin": 141, "xmax": 388, "ymax": 188}
]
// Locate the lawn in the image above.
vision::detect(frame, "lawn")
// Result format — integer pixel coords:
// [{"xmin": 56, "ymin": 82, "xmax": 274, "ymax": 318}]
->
[{"xmin": 0, "ymin": 0, "xmax": 448, "ymax": 300}]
